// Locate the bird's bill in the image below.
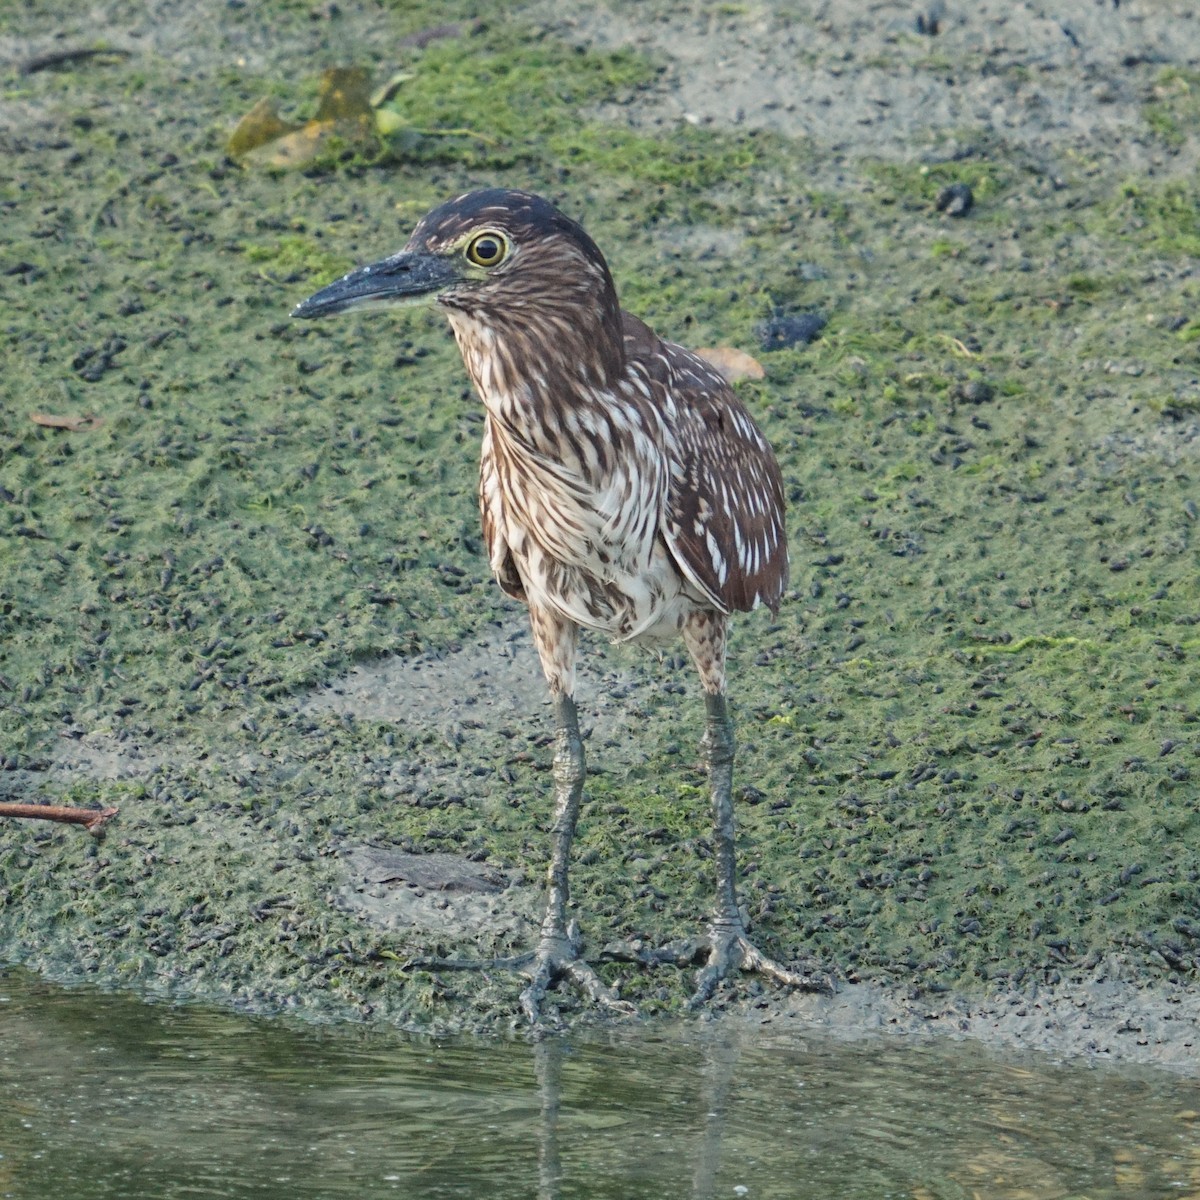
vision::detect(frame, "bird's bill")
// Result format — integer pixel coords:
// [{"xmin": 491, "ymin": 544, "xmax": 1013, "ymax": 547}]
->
[{"xmin": 291, "ymin": 251, "xmax": 460, "ymax": 319}]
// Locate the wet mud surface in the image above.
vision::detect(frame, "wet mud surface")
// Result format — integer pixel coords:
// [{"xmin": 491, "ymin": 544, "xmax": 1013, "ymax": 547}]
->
[
  {"xmin": 534, "ymin": 0, "xmax": 1200, "ymax": 177},
  {"xmin": 1, "ymin": 0, "xmax": 1199, "ymax": 1067}
]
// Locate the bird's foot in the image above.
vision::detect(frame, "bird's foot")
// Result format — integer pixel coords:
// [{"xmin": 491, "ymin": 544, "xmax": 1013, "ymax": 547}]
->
[
  {"xmin": 601, "ymin": 917, "xmax": 833, "ymax": 1007},
  {"xmin": 520, "ymin": 921, "xmax": 637, "ymax": 1023},
  {"xmin": 689, "ymin": 916, "xmax": 832, "ymax": 1008}
]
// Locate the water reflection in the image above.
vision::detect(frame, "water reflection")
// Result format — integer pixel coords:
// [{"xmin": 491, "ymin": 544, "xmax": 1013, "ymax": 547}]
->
[{"xmin": 1, "ymin": 966, "xmax": 1197, "ymax": 1199}]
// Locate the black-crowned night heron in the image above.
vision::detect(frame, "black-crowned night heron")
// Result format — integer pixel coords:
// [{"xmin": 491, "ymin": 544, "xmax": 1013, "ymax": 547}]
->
[{"xmin": 294, "ymin": 188, "xmax": 822, "ymax": 1019}]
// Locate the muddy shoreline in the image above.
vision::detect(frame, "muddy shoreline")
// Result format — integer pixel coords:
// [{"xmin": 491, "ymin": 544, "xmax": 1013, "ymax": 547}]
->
[{"xmin": 9, "ymin": 624, "xmax": 1200, "ymax": 1073}]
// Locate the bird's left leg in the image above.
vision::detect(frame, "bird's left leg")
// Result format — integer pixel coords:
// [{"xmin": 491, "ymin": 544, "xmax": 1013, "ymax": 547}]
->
[
  {"xmin": 521, "ymin": 605, "xmax": 631, "ymax": 1021},
  {"xmin": 682, "ymin": 610, "xmax": 829, "ymax": 1007}
]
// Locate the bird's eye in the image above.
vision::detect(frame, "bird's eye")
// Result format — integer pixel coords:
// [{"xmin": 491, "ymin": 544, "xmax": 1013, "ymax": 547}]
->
[{"xmin": 465, "ymin": 231, "xmax": 508, "ymax": 268}]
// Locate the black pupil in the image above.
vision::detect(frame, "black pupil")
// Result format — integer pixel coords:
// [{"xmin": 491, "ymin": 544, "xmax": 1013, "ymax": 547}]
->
[{"xmin": 474, "ymin": 237, "xmax": 500, "ymax": 262}]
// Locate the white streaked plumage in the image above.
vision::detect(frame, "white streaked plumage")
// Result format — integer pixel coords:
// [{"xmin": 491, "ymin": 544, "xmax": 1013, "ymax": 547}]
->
[{"xmin": 385, "ymin": 188, "xmax": 788, "ymax": 697}]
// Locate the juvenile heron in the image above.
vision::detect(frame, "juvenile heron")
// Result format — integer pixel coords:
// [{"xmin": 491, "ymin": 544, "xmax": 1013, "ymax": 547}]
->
[{"xmin": 294, "ymin": 188, "xmax": 820, "ymax": 1018}]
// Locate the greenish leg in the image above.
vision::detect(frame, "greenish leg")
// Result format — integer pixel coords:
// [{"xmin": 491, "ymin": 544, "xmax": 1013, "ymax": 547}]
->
[
  {"xmin": 703, "ymin": 691, "xmax": 741, "ymax": 923},
  {"xmin": 690, "ymin": 690, "xmax": 830, "ymax": 1007},
  {"xmin": 520, "ymin": 693, "xmax": 631, "ymax": 1021}
]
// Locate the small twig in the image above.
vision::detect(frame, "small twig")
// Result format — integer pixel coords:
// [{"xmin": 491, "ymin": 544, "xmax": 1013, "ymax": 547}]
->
[
  {"xmin": 0, "ymin": 802, "xmax": 118, "ymax": 835},
  {"xmin": 19, "ymin": 47, "xmax": 132, "ymax": 76},
  {"xmin": 402, "ymin": 952, "xmax": 534, "ymax": 972},
  {"xmin": 398, "ymin": 19, "xmax": 483, "ymax": 50},
  {"xmin": 404, "ymin": 126, "xmax": 500, "ymax": 147},
  {"xmin": 373, "ymin": 118, "xmax": 498, "ymax": 148},
  {"xmin": 939, "ymin": 333, "xmax": 978, "ymax": 358}
]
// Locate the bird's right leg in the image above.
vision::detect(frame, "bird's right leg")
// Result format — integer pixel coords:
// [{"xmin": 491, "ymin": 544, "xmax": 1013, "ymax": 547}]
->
[
  {"xmin": 521, "ymin": 606, "xmax": 630, "ymax": 1021},
  {"xmin": 683, "ymin": 610, "xmax": 830, "ymax": 1005}
]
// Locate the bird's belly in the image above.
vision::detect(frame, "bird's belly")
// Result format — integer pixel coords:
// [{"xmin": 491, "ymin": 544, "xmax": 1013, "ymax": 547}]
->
[
  {"xmin": 508, "ymin": 529, "xmax": 699, "ymax": 643},
  {"xmin": 483, "ymin": 418, "xmax": 702, "ymax": 641}
]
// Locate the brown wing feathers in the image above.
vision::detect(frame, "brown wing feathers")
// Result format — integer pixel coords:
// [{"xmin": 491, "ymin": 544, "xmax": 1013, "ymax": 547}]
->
[{"xmin": 623, "ymin": 318, "xmax": 788, "ymax": 616}]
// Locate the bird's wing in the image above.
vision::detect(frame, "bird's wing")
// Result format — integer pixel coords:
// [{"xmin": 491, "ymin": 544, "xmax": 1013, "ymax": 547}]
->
[
  {"xmin": 479, "ymin": 416, "xmax": 526, "ymax": 601},
  {"xmin": 626, "ymin": 320, "xmax": 789, "ymax": 615}
]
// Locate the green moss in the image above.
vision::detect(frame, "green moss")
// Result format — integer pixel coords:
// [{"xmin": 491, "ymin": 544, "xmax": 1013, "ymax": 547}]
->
[
  {"xmin": 1091, "ymin": 179, "xmax": 1200, "ymax": 258},
  {"xmin": 548, "ymin": 124, "xmax": 759, "ymax": 189},
  {"xmin": 1065, "ymin": 275, "xmax": 1105, "ymax": 296},
  {"xmin": 242, "ymin": 234, "xmax": 352, "ymax": 279},
  {"xmin": 1143, "ymin": 67, "xmax": 1200, "ymax": 149},
  {"xmin": 371, "ymin": 29, "xmax": 658, "ymax": 169},
  {"xmin": 867, "ymin": 154, "xmax": 1013, "ymax": 213}
]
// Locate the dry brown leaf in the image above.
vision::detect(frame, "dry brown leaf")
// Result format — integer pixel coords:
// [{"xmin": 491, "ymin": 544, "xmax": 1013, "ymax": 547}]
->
[
  {"xmin": 694, "ymin": 346, "xmax": 766, "ymax": 383},
  {"xmin": 227, "ymin": 97, "xmax": 301, "ymax": 161},
  {"xmin": 313, "ymin": 66, "xmax": 373, "ymax": 123},
  {"xmin": 228, "ymin": 69, "xmax": 376, "ymax": 167},
  {"xmin": 30, "ymin": 412, "xmax": 104, "ymax": 432}
]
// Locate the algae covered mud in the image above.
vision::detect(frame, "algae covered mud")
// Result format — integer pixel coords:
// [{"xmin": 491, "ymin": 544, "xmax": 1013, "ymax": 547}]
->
[{"xmin": 1, "ymin": 0, "xmax": 1198, "ymax": 1056}]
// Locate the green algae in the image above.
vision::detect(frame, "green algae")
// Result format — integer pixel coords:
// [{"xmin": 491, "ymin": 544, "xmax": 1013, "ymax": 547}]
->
[
  {"xmin": 1143, "ymin": 67, "xmax": 1200, "ymax": 151},
  {"xmin": 1, "ymin": 2, "xmax": 1197, "ymax": 1028},
  {"xmin": 1092, "ymin": 179, "xmax": 1200, "ymax": 261}
]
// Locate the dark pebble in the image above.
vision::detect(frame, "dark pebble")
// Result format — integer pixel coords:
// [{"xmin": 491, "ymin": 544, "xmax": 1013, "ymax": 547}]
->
[
  {"xmin": 916, "ymin": 2, "xmax": 944, "ymax": 35},
  {"xmin": 757, "ymin": 310, "xmax": 827, "ymax": 352},
  {"xmin": 936, "ymin": 182, "xmax": 974, "ymax": 217},
  {"xmin": 955, "ymin": 378, "xmax": 995, "ymax": 405}
]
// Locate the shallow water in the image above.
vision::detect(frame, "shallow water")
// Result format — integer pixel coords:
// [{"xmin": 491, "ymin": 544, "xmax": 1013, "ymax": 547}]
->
[{"xmin": 1, "ymin": 967, "xmax": 1197, "ymax": 1200}]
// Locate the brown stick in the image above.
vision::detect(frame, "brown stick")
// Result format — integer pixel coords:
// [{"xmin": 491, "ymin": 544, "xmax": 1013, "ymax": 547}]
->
[
  {"xmin": 19, "ymin": 47, "xmax": 132, "ymax": 76},
  {"xmin": 0, "ymin": 802, "xmax": 118, "ymax": 834}
]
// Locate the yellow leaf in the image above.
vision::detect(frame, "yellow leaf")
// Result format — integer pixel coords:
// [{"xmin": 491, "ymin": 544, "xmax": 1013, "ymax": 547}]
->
[
  {"xmin": 313, "ymin": 66, "xmax": 373, "ymax": 123},
  {"xmin": 240, "ymin": 119, "xmax": 369, "ymax": 168},
  {"xmin": 370, "ymin": 71, "xmax": 415, "ymax": 108},
  {"xmin": 227, "ymin": 97, "xmax": 300, "ymax": 160},
  {"xmin": 229, "ymin": 67, "xmax": 377, "ymax": 168},
  {"xmin": 374, "ymin": 107, "xmax": 407, "ymax": 137}
]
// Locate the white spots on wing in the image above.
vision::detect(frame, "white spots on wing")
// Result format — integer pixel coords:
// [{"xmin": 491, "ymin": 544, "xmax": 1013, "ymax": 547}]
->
[
  {"xmin": 705, "ymin": 530, "xmax": 728, "ymax": 585},
  {"xmin": 733, "ymin": 410, "xmax": 757, "ymax": 443}
]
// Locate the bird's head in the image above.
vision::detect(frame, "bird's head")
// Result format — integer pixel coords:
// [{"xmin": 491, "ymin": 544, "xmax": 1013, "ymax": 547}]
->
[{"xmin": 292, "ymin": 188, "xmax": 621, "ymax": 341}]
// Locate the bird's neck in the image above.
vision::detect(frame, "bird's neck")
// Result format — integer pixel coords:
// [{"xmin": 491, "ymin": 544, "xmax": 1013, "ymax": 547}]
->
[{"xmin": 446, "ymin": 303, "xmax": 625, "ymax": 430}]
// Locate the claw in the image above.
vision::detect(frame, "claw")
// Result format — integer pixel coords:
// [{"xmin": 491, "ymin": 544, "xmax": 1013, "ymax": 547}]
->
[
  {"xmin": 689, "ymin": 919, "xmax": 833, "ymax": 1007},
  {"xmin": 520, "ymin": 925, "xmax": 636, "ymax": 1022},
  {"xmin": 599, "ymin": 925, "xmax": 832, "ymax": 1006}
]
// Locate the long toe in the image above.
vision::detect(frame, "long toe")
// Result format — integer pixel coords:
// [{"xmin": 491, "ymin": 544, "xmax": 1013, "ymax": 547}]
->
[
  {"xmin": 738, "ymin": 938, "xmax": 834, "ymax": 995},
  {"xmin": 689, "ymin": 925, "xmax": 833, "ymax": 1009},
  {"xmin": 520, "ymin": 933, "xmax": 635, "ymax": 1023}
]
